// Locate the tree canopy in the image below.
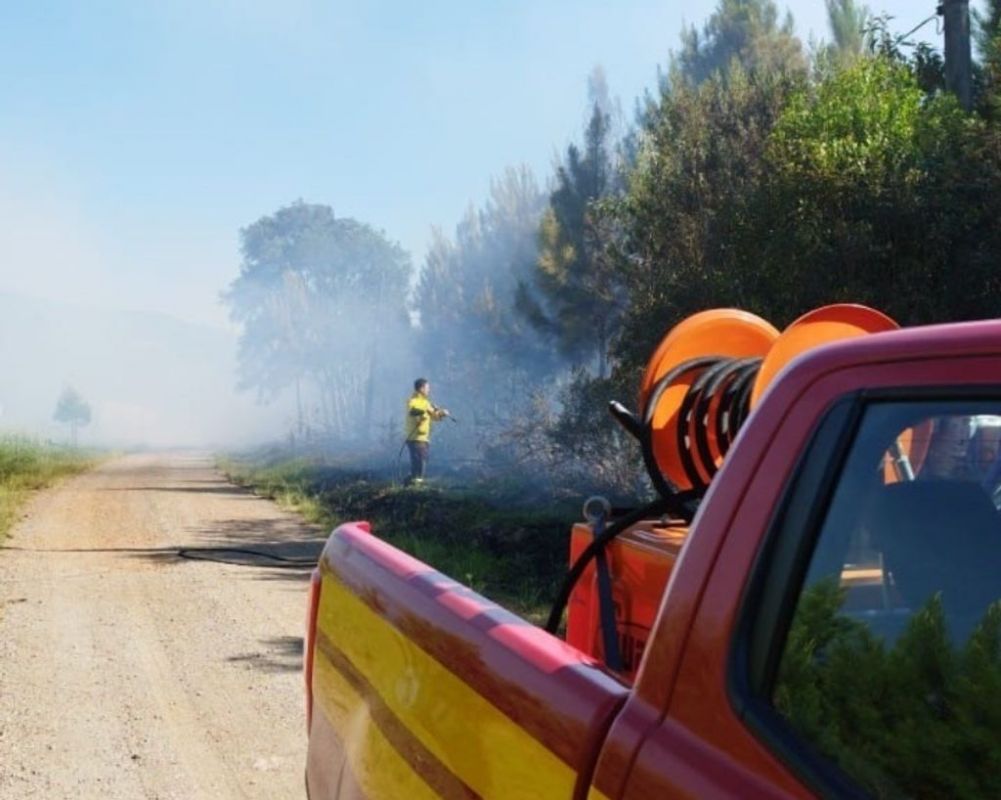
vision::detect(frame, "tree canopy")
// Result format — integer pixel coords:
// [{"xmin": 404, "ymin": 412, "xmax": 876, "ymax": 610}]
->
[
  {"xmin": 226, "ymin": 3, "xmax": 1001, "ymax": 496},
  {"xmin": 53, "ymin": 387, "xmax": 91, "ymax": 446},
  {"xmin": 224, "ymin": 201, "xmax": 411, "ymax": 438},
  {"xmin": 413, "ymin": 166, "xmax": 557, "ymax": 432},
  {"xmin": 517, "ymin": 73, "xmax": 628, "ymax": 378},
  {"xmin": 675, "ymin": 0, "xmax": 806, "ymax": 84},
  {"xmin": 823, "ymin": 0, "xmax": 870, "ymax": 67}
]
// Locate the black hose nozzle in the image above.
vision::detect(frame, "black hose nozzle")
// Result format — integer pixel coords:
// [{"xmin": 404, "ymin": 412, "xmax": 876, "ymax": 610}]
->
[{"xmin": 608, "ymin": 400, "xmax": 643, "ymax": 441}]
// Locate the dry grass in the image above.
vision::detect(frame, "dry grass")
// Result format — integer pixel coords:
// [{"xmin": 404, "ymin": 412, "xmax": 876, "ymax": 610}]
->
[
  {"xmin": 219, "ymin": 455, "xmax": 577, "ymax": 623},
  {"xmin": 0, "ymin": 437, "xmax": 96, "ymax": 540}
]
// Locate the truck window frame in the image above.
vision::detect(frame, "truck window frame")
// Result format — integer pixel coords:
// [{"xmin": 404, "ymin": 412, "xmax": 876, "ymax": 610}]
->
[{"xmin": 728, "ymin": 385, "xmax": 1001, "ymax": 800}]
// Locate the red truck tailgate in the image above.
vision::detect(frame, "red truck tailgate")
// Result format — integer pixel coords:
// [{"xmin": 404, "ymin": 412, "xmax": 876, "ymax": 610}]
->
[{"xmin": 306, "ymin": 522, "xmax": 629, "ymax": 800}]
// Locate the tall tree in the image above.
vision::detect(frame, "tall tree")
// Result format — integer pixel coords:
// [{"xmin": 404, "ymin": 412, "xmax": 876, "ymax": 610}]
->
[
  {"xmin": 517, "ymin": 72, "xmax": 628, "ymax": 378},
  {"xmin": 975, "ymin": 0, "xmax": 1001, "ymax": 60},
  {"xmin": 825, "ymin": 0, "xmax": 870, "ymax": 65},
  {"xmin": 53, "ymin": 387, "xmax": 91, "ymax": 447},
  {"xmin": 414, "ymin": 166, "xmax": 554, "ymax": 425},
  {"xmin": 676, "ymin": 0, "xmax": 806, "ymax": 84},
  {"xmin": 744, "ymin": 56, "xmax": 1001, "ymax": 327},
  {"xmin": 975, "ymin": 0, "xmax": 1001, "ymax": 117},
  {"xmin": 224, "ymin": 202, "xmax": 411, "ymax": 440},
  {"xmin": 614, "ymin": 63, "xmax": 801, "ymax": 368}
]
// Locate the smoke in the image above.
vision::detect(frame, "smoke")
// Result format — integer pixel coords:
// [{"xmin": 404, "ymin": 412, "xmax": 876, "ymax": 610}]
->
[
  {"xmin": 209, "ymin": 176, "xmax": 577, "ymax": 475},
  {"xmin": 0, "ymin": 154, "xmax": 291, "ymax": 449},
  {"xmin": 0, "ymin": 292, "xmax": 291, "ymax": 448}
]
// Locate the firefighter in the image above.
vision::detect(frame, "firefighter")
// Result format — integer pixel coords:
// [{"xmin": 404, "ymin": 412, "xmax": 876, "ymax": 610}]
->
[{"xmin": 405, "ymin": 378, "xmax": 449, "ymax": 485}]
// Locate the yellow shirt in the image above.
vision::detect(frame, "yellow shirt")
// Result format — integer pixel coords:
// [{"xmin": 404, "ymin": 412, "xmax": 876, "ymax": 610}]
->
[{"xmin": 406, "ymin": 393, "xmax": 443, "ymax": 442}]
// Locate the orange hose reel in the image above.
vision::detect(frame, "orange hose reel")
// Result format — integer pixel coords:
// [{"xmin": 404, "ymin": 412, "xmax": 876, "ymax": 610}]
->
[
  {"xmin": 636, "ymin": 303, "xmax": 903, "ymax": 494},
  {"xmin": 639, "ymin": 309, "xmax": 779, "ymax": 492},
  {"xmin": 567, "ymin": 303, "xmax": 914, "ymax": 678}
]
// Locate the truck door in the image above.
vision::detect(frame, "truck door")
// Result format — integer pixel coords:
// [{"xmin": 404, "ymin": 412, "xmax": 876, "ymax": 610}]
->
[{"xmin": 590, "ymin": 327, "xmax": 1001, "ymax": 799}]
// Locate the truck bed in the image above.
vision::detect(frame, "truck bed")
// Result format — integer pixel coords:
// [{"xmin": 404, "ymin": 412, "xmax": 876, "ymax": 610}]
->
[{"xmin": 306, "ymin": 522, "xmax": 630, "ymax": 800}]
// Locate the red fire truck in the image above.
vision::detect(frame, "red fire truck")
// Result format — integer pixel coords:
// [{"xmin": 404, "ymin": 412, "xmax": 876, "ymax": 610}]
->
[{"xmin": 305, "ymin": 306, "xmax": 1001, "ymax": 799}]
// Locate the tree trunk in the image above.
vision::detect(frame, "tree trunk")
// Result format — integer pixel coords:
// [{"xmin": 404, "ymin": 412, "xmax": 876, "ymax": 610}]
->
[
  {"xmin": 597, "ymin": 318, "xmax": 609, "ymax": 379},
  {"xmin": 295, "ymin": 376, "xmax": 304, "ymax": 437},
  {"xmin": 364, "ymin": 345, "xmax": 376, "ymax": 442}
]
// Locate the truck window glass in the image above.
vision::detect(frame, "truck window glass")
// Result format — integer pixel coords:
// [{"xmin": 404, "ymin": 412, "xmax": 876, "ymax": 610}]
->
[{"xmin": 771, "ymin": 400, "xmax": 1001, "ymax": 800}]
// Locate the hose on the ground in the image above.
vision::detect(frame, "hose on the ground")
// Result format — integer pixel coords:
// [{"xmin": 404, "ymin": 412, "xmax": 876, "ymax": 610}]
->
[{"xmin": 176, "ymin": 547, "xmax": 316, "ymax": 569}]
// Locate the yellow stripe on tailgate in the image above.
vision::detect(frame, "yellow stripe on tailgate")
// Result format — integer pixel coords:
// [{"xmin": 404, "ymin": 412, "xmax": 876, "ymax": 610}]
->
[
  {"xmin": 313, "ymin": 650, "xmax": 442, "ymax": 800},
  {"xmin": 319, "ymin": 572, "xmax": 586, "ymax": 800}
]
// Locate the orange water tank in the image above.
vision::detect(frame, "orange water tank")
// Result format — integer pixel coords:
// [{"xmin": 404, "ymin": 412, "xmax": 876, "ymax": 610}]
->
[{"xmin": 566, "ymin": 519, "xmax": 688, "ymax": 681}]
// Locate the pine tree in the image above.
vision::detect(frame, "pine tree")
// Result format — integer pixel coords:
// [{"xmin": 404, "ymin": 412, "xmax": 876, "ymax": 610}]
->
[
  {"xmin": 825, "ymin": 0, "xmax": 870, "ymax": 66},
  {"xmin": 675, "ymin": 0, "xmax": 806, "ymax": 85},
  {"xmin": 975, "ymin": 0, "xmax": 1001, "ymax": 117},
  {"xmin": 974, "ymin": 0, "xmax": 1001, "ymax": 61},
  {"xmin": 517, "ymin": 72, "xmax": 627, "ymax": 378},
  {"xmin": 413, "ymin": 165, "xmax": 554, "ymax": 424}
]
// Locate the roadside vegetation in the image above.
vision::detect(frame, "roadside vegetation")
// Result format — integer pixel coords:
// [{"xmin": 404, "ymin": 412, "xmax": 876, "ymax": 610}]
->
[
  {"xmin": 222, "ymin": 0, "xmax": 1001, "ymax": 615},
  {"xmin": 0, "ymin": 437, "xmax": 94, "ymax": 541},
  {"xmin": 221, "ymin": 454, "xmax": 580, "ymax": 621},
  {"xmin": 223, "ymin": 1, "xmax": 1001, "ymax": 510}
]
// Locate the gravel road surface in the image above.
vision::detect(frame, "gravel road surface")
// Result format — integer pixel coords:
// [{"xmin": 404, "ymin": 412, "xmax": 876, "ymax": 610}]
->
[{"xmin": 0, "ymin": 453, "xmax": 325, "ymax": 799}]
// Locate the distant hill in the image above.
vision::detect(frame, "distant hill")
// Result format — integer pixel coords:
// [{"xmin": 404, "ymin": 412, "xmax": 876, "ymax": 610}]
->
[{"xmin": 0, "ymin": 293, "xmax": 289, "ymax": 447}]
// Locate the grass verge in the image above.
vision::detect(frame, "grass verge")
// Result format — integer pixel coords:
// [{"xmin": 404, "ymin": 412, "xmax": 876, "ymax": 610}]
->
[
  {"xmin": 0, "ymin": 437, "xmax": 96, "ymax": 542},
  {"xmin": 220, "ymin": 456, "xmax": 581, "ymax": 623}
]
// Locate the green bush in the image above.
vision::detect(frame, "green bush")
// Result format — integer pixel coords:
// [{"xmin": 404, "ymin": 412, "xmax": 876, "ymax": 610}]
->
[
  {"xmin": 775, "ymin": 579, "xmax": 1001, "ymax": 799},
  {"xmin": 0, "ymin": 437, "xmax": 94, "ymax": 539},
  {"xmin": 221, "ymin": 456, "xmax": 577, "ymax": 622}
]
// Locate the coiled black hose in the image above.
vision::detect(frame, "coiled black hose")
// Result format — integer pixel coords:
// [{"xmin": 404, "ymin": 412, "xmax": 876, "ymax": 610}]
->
[
  {"xmin": 546, "ymin": 355, "xmax": 764, "ymax": 637},
  {"xmin": 613, "ymin": 355, "xmax": 764, "ymax": 501}
]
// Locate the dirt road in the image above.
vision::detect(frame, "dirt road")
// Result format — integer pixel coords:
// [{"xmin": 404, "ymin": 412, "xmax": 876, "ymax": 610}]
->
[{"xmin": 0, "ymin": 453, "xmax": 326, "ymax": 799}]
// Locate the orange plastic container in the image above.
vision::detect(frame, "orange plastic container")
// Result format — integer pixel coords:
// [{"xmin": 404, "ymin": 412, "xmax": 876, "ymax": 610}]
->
[{"xmin": 566, "ymin": 520, "xmax": 688, "ymax": 681}]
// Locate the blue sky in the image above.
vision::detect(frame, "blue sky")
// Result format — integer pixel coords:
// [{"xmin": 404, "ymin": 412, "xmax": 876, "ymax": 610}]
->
[{"xmin": 0, "ymin": 0, "xmax": 973, "ymax": 327}]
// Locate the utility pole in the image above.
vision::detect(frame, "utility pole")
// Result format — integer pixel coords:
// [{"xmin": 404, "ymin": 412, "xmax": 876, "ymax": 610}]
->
[{"xmin": 941, "ymin": 0, "xmax": 973, "ymax": 110}]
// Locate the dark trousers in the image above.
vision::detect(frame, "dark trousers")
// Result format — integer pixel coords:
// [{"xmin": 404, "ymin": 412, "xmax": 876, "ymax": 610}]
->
[{"xmin": 406, "ymin": 441, "xmax": 429, "ymax": 482}]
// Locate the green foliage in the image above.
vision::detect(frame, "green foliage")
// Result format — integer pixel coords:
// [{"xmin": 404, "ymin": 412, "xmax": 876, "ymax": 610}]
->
[
  {"xmin": 517, "ymin": 75, "xmax": 628, "ymax": 378},
  {"xmin": 610, "ymin": 51, "xmax": 1001, "ymax": 386},
  {"xmin": 745, "ymin": 57, "xmax": 1001, "ymax": 327},
  {"xmin": 224, "ymin": 202, "xmax": 412, "ymax": 439},
  {"xmin": 613, "ymin": 63, "xmax": 800, "ymax": 367},
  {"xmin": 675, "ymin": 0, "xmax": 806, "ymax": 85},
  {"xmin": 0, "ymin": 436, "xmax": 93, "ymax": 540},
  {"xmin": 775, "ymin": 581, "xmax": 1001, "ymax": 799},
  {"xmin": 974, "ymin": 0, "xmax": 1001, "ymax": 62},
  {"xmin": 862, "ymin": 14, "xmax": 945, "ymax": 96},
  {"xmin": 825, "ymin": 0, "xmax": 870, "ymax": 66},
  {"xmin": 975, "ymin": 0, "xmax": 1001, "ymax": 118},
  {"xmin": 222, "ymin": 455, "xmax": 576, "ymax": 621},
  {"xmin": 768, "ymin": 59, "xmax": 922, "ymax": 179}
]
